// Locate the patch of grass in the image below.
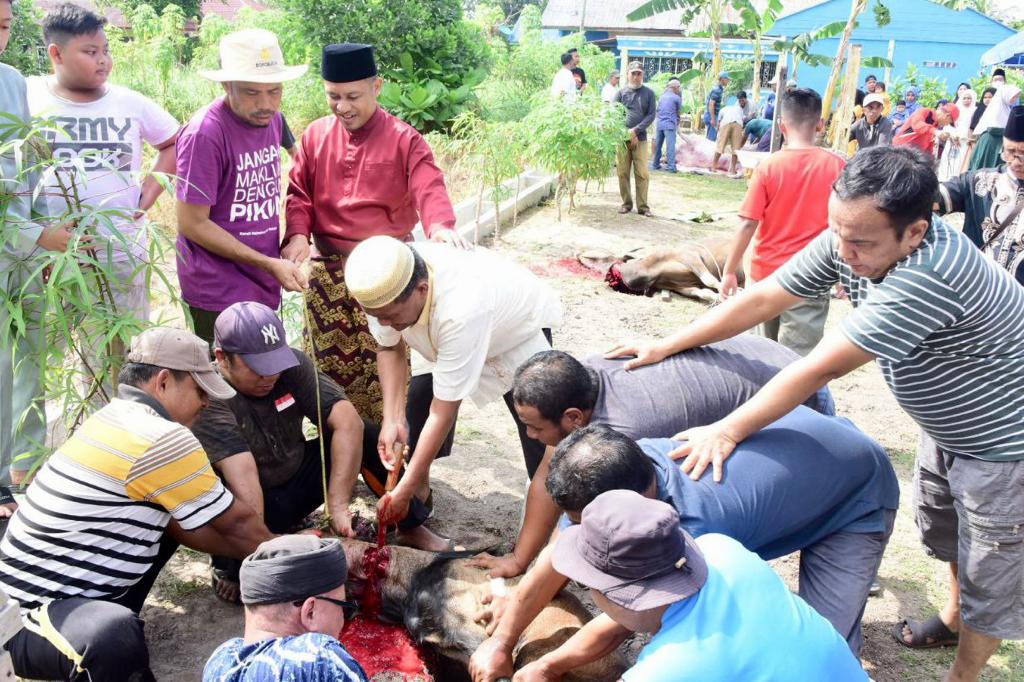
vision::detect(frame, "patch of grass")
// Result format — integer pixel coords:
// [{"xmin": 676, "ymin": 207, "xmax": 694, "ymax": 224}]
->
[{"xmin": 157, "ymin": 574, "xmax": 207, "ymax": 601}]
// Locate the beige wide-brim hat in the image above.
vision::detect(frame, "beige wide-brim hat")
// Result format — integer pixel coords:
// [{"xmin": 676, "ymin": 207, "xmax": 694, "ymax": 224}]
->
[{"xmin": 199, "ymin": 28, "xmax": 309, "ymax": 84}]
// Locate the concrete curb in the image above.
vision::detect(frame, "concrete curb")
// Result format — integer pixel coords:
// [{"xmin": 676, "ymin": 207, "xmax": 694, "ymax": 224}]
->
[{"xmin": 412, "ymin": 169, "xmax": 557, "ymax": 243}]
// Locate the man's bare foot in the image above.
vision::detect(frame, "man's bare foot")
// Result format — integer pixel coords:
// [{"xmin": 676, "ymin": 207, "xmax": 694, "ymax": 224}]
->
[
  {"xmin": 396, "ymin": 525, "xmax": 464, "ymax": 553},
  {"xmin": 210, "ymin": 568, "xmax": 241, "ymax": 604}
]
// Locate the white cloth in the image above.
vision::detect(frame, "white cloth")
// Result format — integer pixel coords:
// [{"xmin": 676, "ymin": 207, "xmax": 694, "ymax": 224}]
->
[
  {"xmin": 26, "ymin": 78, "xmax": 179, "ymax": 261},
  {"xmin": 601, "ymin": 82, "xmax": 619, "ymax": 103},
  {"xmin": 550, "ymin": 68, "xmax": 578, "ymax": 102},
  {"xmin": 718, "ymin": 104, "xmax": 744, "ymax": 127},
  {"xmin": 973, "ymin": 83, "xmax": 1021, "ymax": 136},
  {"xmin": 367, "ymin": 243, "xmax": 563, "ymax": 407}
]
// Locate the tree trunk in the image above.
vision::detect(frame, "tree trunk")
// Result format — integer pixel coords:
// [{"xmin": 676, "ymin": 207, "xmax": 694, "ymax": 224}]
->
[
  {"xmin": 751, "ymin": 38, "xmax": 762, "ymax": 109},
  {"xmin": 821, "ymin": 0, "xmax": 866, "ymax": 125},
  {"xmin": 829, "ymin": 44, "xmax": 861, "ymax": 149}
]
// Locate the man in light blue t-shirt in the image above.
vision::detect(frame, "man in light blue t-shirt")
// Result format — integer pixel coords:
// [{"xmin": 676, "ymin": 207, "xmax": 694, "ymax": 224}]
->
[{"xmin": 549, "ymin": 490, "xmax": 867, "ymax": 682}]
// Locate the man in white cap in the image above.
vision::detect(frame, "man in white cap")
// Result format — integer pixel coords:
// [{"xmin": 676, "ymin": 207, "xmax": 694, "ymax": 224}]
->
[
  {"xmin": 344, "ymin": 236, "xmax": 561, "ymax": 540},
  {"xmin": 850, "ymin": 92, "xmax": 894, "ymax": 152},
  {"xmin": 0, "ymin": 327, "xmax": 272, "ymax": 682},
  {"xmin": 522, "ymin": 490, "xmax": 866, "ymax": 681},
  {"xmin": 175, "ymin": 29, "xmax": 309, "ymax": 343}
]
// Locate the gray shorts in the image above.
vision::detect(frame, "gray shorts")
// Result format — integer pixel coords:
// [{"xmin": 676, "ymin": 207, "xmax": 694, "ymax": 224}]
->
[{"xmin": 914, "ymin": 431, "xmax": 1024, "ymax": 639}]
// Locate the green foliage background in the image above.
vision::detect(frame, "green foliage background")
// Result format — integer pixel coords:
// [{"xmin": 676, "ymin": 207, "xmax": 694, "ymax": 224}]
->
[{"xmin": 1, "ymin": 0, "xmax": 47, "ymax": 76}]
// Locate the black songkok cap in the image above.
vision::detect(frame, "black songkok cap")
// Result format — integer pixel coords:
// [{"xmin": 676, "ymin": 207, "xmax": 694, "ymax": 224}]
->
[
  {"xmin": 1006, "ymin": 105, "xmax": 1024, "ymax": 143},
  {"xmin": 321, "ymin": 43, "xmax": 377, "ymax": 83},
  {"xmin": 239, "ymin": 535, "xmax": 348, "ymax": 605}
]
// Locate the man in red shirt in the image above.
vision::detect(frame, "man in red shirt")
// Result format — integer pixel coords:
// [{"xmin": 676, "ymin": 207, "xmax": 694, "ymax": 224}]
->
[
  {"xmin": 893, "ymin": 103, "xmax": 958, "ymax": 154},
  {"xmin": 719, "ymin": 88, "xmax": 846, "ymax": 356},
  {"xmin": 284, "ymin": 43, "xmax": 462, "ymax": 429}
]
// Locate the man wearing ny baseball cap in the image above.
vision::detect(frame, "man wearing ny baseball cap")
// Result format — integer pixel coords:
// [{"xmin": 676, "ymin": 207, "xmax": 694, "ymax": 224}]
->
[
  {"xmin": 531, "ymin": 490, "xmax": 866, "ymax": 681},
  {"xmin": 175, "ymin": 28, "xmax": 310, "ymax": 345},
  {"xmin": 192, "ymin": 302, "xmax": 449, "ymax": 603},
  {"xmin": 0, "ymin": 327, "xmax": 272, "ymax": 682}
]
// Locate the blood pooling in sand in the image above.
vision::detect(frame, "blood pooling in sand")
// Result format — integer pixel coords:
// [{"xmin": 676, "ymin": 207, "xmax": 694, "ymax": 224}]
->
[
  {"xmin": 341, "ymin": 616, "xmax": 432, "ymax": 681},
  {"xmin": 529, "ymin": 257, "xmax": 606, "ymax": 280}
]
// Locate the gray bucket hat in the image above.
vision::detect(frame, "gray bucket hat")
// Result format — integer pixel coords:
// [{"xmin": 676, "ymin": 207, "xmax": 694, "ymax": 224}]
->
[{"xmin": 552, "ymin": 490, "xmax": 708, "ymax": 610}]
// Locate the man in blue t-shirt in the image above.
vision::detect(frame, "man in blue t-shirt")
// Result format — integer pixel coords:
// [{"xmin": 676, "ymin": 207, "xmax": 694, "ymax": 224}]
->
[
  {"xmin": 704, "ymin": 71, "xmax": 730, "ymax": 140},
  {"xmin": 469, "ymin": 408, "xmax": 898, "ymax": 680},
  {"xmin": 550, "ymin": 490, "xmax": 868, "ymax": 682},
  {"xmin": 204, "ymin": 536, "xmax": 368, "ymax": 682}
]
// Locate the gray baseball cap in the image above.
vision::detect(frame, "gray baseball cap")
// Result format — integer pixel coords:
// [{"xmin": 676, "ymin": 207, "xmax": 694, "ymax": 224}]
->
[
  {"xmin": 553, "ymin": 490, "xmax": 708, "ymax": 610},
  {"xmin": 214, "ymin": 302, "xmax": 299, "ymax": 377},
  {"xmin": 126, "ymin": 327, "xmax": 235, "ymax": 400}
]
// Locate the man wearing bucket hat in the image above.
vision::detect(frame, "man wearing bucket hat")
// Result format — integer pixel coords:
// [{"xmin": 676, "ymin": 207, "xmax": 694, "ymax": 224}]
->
[
  {"xmin": 0, "ymin": 327, "xmax": 272, "ymax": 682},
  {"xmin": 284, "ymin": 43, "xmax": 460, "ymax": 425},
  {"xmin": 204, "ymin": 536, "xmax": 368, "ymax": 681},
  {"xmin": 175, "ymin": 28, "xmax": 309, "ymax": 343},
  {"xmin": 531, "ymin": 490, "xmax": 866, "ymax": 681},
  {"xmin": 193, "ymin": 302, "xmax": 451, "ymax": 602},
  {"xmin": 613, "ymin": 61, "xmax": 656, "ymax": 215},
  {"xmin": 344, "ymin": 236, "xmax": 561, "ymax": 541}
]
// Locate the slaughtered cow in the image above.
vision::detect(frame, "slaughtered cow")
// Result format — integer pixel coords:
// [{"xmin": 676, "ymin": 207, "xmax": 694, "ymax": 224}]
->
[
  {"xmin": 675, "ymin": 132, "xmax": 745, "ymax": 174},
  {"xmin": 341, "ymin": 538, "xmax": 626, "ymax": 681},
  {"xmin": 578, "ymin": 236, "xmax": 742, "ymax": 303}
]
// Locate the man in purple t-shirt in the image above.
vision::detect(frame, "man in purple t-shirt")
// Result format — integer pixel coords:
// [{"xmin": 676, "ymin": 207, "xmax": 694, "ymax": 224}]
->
[
  {"xmin": 650, "ymin": 78, "xmax": 682, "ymax": 173},
  {"xmin": 175, "ymin": 29, "xmax": 309, "ymax": 342}
]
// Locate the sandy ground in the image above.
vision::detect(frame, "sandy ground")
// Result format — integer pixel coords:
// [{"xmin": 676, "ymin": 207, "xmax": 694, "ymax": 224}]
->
[{"xmin": 140, "ymin": 172, "xmax": 1024, "ymax": 681}]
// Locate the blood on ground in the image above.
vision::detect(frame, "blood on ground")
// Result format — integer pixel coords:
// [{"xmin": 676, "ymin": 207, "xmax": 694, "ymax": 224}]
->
[{"xmin": 340, "ymin": 616, "xmax": 433, "ymax": 681}]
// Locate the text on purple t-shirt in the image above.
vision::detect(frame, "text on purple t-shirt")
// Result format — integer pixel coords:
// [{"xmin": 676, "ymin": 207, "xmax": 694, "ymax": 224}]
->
[{"xmin": 175, "ymin": 98, "xmax": 282, "ymax": 312}]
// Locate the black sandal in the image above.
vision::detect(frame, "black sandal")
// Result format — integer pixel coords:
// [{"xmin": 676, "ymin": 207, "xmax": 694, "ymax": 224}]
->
[{"xmin": 891, "ymin": 615, "xmax": 959, "ymax": 649}]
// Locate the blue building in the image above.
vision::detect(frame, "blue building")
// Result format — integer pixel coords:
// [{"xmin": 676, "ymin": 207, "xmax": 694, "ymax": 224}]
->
[{"xmin": 770, "ymin": 0, "xmax": 1015, "ymax": 97}]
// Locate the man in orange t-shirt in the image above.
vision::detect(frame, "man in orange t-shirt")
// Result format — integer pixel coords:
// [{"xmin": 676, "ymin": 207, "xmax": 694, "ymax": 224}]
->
[{"xmin": 719, "ymin": 88, "xmax": 846, "ymax": 356}]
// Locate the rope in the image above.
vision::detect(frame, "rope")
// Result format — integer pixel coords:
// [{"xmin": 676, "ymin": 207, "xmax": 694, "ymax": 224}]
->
[{"xmin": 302, "ymin": 288, "xmax": 331, "ymax": 526}]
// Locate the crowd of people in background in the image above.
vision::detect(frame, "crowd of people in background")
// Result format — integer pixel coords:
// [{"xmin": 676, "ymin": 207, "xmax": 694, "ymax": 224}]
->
[{"xmin": 2, "ymin": 4, "xmax": 1024, "ymax": 677}]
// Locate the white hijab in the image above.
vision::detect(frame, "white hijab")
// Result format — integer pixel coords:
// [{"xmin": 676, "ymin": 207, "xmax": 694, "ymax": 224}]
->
[{"xmin": 955, "ymin": 89, "xmax": 977, "ymax": 136}]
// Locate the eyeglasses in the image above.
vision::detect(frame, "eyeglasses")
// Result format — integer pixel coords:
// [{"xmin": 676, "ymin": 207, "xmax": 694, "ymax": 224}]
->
[
  {"xmin": 293, "ymin": 595, "xmax": 360, "ymax": 619},
  {"xmin": 1002, "ymin": 148, "xmax": 1024, "ymax": 165}
]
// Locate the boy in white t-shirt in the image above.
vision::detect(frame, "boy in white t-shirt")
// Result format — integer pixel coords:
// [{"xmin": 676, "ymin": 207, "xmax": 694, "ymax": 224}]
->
[{"xmin": 29, "ymin": 3, "xmax": 179, "ymax": 323}]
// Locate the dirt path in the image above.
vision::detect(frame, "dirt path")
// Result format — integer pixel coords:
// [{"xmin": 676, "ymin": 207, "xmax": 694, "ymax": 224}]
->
[{"xmin": 143, "ymin": 173, "xmax": 1024, "ymax": 681}]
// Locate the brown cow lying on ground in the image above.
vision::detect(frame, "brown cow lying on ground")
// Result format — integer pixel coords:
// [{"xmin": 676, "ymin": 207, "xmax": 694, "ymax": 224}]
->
[
  {"xmin": 341, "ymin": 538, "xmax": 625, "ymax": 681},
  {"xmin": 578, "ymin": 236, "xmax": 742, "ymax": 303}
]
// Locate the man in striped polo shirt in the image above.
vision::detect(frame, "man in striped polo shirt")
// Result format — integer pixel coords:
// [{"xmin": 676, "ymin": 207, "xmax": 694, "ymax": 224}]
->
[
  {"xmin": 0, "ymin": 327, "xmax": 273, "ymax": 682},
  {"xmin": 608, "ymin": 145, "xmax": 1024, "ymax": 682}
]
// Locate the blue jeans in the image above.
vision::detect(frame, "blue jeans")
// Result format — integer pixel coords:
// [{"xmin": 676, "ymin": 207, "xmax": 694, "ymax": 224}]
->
[{"xmin": 650, "ymin": 128, "xmax": 677, "ymax": 171}]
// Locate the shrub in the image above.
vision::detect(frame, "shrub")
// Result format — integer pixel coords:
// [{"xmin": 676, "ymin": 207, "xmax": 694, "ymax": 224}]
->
[
  {"xmin": 890, "ymin": 64, "xmax": 949, "ymax": 108},
  {"xmin": 1, "ymin": 0, "xmax": 47, "ymax": 76},
  {"xmin": 277, "ymin": 0, "xmax": 493, "ymax": 130},
  {"xmin": 522, "ymin": 95, "xmax": 627, "ymax": 218}
]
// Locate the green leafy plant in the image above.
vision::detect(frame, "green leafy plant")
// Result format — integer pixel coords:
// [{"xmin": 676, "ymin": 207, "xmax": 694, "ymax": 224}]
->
[
  {"xmin": 378, "ymin": 51, "xmax": 488, "ymax": 132},
  {"xmin": 891, "ymin": 63, "xmax": 951, "ymax": 107},
  {"xmin": 1, "ymin": 114, "xmax": 182, "ymax": 469},
  {"xmin": 0, "ymin": 0, "xmax": 47, "ymax": 76},
  {"xmin": 522, "ymin": 96, "xmax": 627, "ymax": 219}
]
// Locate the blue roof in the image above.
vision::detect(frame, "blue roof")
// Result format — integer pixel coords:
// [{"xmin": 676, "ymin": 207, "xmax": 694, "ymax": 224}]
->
[
  {"xmin": 771, "ymin": 0, "xmax": 1015, "ymax": 45},
  {"xmin": 982, "ymin": 31, "xmax": 1024, "ymax": 66}
]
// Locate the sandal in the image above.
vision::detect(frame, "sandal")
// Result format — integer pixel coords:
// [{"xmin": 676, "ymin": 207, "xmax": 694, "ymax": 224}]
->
[
  {"xmin": 210, "ymin": 567, "xmax": 241, "ymax": 605},
  {"xmin": 891, "ymin": 615, "xmax": 959, "ymax": 649}
]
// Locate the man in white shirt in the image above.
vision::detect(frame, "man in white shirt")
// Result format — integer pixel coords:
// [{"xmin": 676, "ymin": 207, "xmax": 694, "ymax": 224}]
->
[
  {"xmin": 712, "ymin": 100, "xmax": 745, "ymax": 175},
  {"xmin": 344, "ymin": 236, "xmax": 562, "ymax": 537},
  {"xmin": 30, "ymin": 3, "xmax": 179, "ymax": 325},
  {"xmin": 601, "ymin": 70, "xmax": 620, "ymax": 103},
  {"xmin": 550, "ymin": 52, "xmax": 577, "ymax": 102}
]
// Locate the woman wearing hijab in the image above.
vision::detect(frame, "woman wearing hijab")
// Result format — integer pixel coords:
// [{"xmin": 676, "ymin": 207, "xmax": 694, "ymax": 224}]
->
[
  {"xmin": 970, "ymin": 87, "xmax": 996, "ymax": 134},
  {"xmin": 939, "ymin": 89, "xmax": 976, "ymax": 180},
  {"xmin": 969, "ymin": 78, "xmax": 1022, "ymax": 170}
]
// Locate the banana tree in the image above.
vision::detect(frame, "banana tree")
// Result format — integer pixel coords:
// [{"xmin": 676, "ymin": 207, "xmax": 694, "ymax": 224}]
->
[
  {"xmin": 820, "ymin": 0, "xmax": 867, "ymax": 124},
  {"xmin": 627, "ymin": 0, "xmax": 730, "ymax": 76},
  {"xmin": 720, "ymin": 0, "xmax": 783, "ymax": 107}
]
